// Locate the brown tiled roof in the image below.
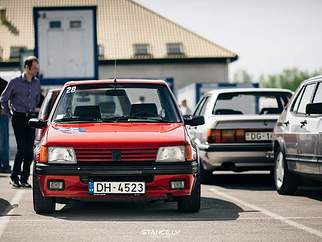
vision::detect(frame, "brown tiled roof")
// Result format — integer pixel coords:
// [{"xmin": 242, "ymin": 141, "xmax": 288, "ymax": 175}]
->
[{"xmin": 0, "ymin": 0, "xmax": 237, "ymax": 61}]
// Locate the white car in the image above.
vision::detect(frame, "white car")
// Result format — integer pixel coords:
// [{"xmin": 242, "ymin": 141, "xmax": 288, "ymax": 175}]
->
[
  {"xmin": 273, "ymin": 76, "xmax": 322, "ymax": 195},
  {"xmin": 188, "ymin": 88, "xmax": 293, "ymax": 182}
]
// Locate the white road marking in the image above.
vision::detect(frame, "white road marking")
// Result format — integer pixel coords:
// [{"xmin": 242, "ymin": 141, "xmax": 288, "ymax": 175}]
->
[
  {"xmin": 0, "ymin": 190, "xmax": 25, "ymax": 239},
  {"xmin": 209, "ymin": 187, "xmax": 322, "ymax": 239}
]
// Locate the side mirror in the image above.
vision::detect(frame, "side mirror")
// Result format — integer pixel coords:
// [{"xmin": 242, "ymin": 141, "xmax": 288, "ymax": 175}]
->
[
  {"xmin": 183, "ymin": 115, "xmax": 205, "ymax": 126},
  {"xmin": 306, "ymin": 103, "xmax": 322, "ymax": 115},
  {"xmin": 28, "ymin": 118, "xmax": 47, "ymax": 129}
]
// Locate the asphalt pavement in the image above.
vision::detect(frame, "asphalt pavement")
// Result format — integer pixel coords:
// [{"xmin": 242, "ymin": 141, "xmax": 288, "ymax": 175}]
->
[{"xmin": 0, "ymin": 171, "xmax": 322, "ymax": 242}]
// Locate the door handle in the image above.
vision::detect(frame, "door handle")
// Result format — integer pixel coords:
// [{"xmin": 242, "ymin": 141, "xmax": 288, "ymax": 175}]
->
[
  {"xmin": 188, "ymin": 126, "xmax": 197, "ymax": 130},
  {"xmin": 300, "ymin": 120, "xmax": 307, "ymax": 128},
  {"xmin": 284, "ymin": 121, "xmax": 290, "ymax": 126}
]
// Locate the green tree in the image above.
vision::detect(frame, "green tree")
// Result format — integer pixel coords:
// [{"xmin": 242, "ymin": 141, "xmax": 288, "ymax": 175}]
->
[
  {"xmin": 233, "ymin": 69, "xmax": 253, "ymax": 83},
  {"xmin": 260, "ymin": 68, "xmax": 322, "ymax": 91}
]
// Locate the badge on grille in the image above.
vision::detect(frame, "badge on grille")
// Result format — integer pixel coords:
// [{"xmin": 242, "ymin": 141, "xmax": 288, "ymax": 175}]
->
[{"xmin": 112, "ymin": 150, "xmax": 121, "ymax": 161}]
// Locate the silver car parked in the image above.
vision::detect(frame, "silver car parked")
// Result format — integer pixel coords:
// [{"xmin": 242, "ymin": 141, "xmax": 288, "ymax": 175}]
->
[
  {"xmin": 189, "ymin": 88, "xmax": 292, "ymax": 182},
  {"xmin": 273, "ymin": 75, "xmax": 322, "ymax": 195}
]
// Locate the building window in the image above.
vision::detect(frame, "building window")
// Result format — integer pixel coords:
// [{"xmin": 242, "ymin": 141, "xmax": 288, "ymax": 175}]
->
[
  {"xmin": 9, "ymin": 46, "xmax": 26, "ymax": 60},
  {"xmin": 133, "ymin": 44, "xmax": 151, "ymax": 56},
  {"xmin": 167, "ymin": 43, "xmax": 184, "ymax": 55},
  {"xmin": 49, "ymin": 20, "xmax": 61, "ymax": 29},
  {"xmin": 70, "ymin": 20, "xmax": 82, "ymax": 29}
]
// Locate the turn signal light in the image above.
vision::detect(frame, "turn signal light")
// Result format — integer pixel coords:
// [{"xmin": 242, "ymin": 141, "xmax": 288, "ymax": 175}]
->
[
  {"xmin": 185, "ymin": 143, "xmax": 196, "ymax": 161},
  {"xmin": 207, "ymin": 129, "xmax": 245, "ymax": 143},
  {"xmin": 37, "ymin": 146, "xmax": 48, "ymax": 163}
]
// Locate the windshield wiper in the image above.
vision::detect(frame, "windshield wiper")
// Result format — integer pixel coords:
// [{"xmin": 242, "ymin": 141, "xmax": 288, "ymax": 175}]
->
[
  {"xmin": 54, "ymin": 117, "xmax": 102, "ymax": 123},
  {"xmin": 128, "ymin": 116, "xmax": 170, "ymax": 122},
  {"xmin": 101, "ymin": 116, "xmax": 130, "ymax": 122}
]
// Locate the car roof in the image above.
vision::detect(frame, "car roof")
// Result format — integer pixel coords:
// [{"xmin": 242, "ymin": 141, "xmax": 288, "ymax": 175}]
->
[
  {"xmin": 302, "ymin": 75, "xmax": 322, "ymax": 84},
  {"xmin": 64, "ymin": 79, "xmax": 167, "ymax": 86},
  {"xmin": 205, "ymin": 87, "xmax": 293, "ymax": 96}
]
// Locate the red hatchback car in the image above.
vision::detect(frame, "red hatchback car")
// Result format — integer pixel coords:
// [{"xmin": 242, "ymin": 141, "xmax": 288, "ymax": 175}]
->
[{"xmin": 29, "ymin": 79, "xmax": 204, "ymax": 214}]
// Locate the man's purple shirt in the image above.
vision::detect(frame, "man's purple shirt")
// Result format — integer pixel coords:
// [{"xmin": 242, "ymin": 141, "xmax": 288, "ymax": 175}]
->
[{"xmin": 0, "ymin": 73, "xmax": 41, "ymax": 115}]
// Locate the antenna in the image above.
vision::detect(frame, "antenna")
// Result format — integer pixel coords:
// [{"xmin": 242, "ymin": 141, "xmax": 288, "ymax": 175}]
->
[{"xmin": 113, "ymin": 59, "xmax": 117, "ymax": 89}]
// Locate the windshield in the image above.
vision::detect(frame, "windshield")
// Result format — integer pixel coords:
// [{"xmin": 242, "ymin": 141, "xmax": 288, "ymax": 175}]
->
[
  {"xmin": 52, "ymin": 83, "xmax": 181, "ymax": 123},
  {"xmin": 213, "ymin": 92, "xmax": 292, "ymax": 115}
]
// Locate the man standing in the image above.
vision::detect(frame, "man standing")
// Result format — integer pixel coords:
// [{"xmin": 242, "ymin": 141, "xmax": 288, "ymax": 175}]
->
[
  {"xmin": 0, "ymin": 56, "xmax": 41, "ymax": 188},
  {"xmin": 180, "ymin": 99, "xmax": 192, "ymax": 115},
  {"xmin": 0, "ymin": 77, "xmax": 10, "ymax": 173}
]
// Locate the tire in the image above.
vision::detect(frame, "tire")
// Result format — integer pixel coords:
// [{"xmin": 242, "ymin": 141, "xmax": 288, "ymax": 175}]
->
[
  {"xmin": 177, "ymin": 175, "xmax": 201, "ymax": 213},
  {"xmin": 200, "ymin": 162, "xmax": 213, "ymax": 184},
  {"xmin": 268, "ymin": 167, "xmax": 275, "ymax": 180},
  {"xmin": 274, "ymin": 147, "xmax": 299, "ymax": 195},
  {"xmin": 33, "ymin": 172, "xmax": 56, "ymax": 214}
]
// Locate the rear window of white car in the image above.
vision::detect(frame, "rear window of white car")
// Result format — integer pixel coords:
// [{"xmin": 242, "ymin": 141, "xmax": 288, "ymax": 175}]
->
[{"xmin": 212, "ymin": 92, "xmax": 291, "ymax": 115}]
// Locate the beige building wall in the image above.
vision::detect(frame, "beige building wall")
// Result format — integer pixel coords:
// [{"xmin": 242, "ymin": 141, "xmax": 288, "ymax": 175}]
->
[
  {"xmin": 99, "ymin": 63, "xmax": 229, "ymax": 90},
  {"xmin": 0, "ymin": 62, "xmax": 228, "ymax": 90}
]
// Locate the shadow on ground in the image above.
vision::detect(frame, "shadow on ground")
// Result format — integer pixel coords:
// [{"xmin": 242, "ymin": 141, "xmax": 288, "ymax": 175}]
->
[
  {"xmin": 47, "ymin": 196, "xmax": 244, "ymax": 222},
  {"xmin": 0, "ymin": 198, "xmax": 16, "ymax": 217},
  {"xmin": 296, "ymin": 186, "xmax": 322, "ymax": 202},
  {"xmin": 203, "ymin": 173, "xmax": 275, "ymax": 191},
  {"xmin": 203, "ymin": 172, "xmax": 322, "ymax": 201}
]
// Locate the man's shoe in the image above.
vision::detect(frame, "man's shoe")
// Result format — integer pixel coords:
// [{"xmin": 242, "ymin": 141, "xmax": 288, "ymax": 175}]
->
[
  {"xmin": 20, "ymin": 181, "xmax": 32, "ymax": 188},
  {"xmin": 10, "ymin": 178, "xmax": 21, "ymax": 188}
]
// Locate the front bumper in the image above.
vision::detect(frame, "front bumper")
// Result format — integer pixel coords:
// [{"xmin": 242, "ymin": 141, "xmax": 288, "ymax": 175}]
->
[
  {"xmin": 198, "ymin": 143, "xmax": 273, "ymax": 170},
  {"xmin": 34, "ymin": 162, "xmax": 198, "ymax": 200}
]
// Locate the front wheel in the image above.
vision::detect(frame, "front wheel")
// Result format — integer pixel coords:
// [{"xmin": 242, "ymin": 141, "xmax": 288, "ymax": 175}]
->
[
  {"xmin": 177, "ymin": 176, "xmax": 201, "ymax": 213},
  {"xmin": 33, "ymin": 173, "xmax": 56, "ymax": 214},
  {"xmin": 274, "ymin": 147, "xmax": 299, "ymax": 195},
  {"xmin": 200, "ymin": 162, "xmax": 213, "ymax": 184}
]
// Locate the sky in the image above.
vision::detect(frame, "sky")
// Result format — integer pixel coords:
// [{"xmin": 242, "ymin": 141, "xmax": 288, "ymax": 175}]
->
[{"xmin": 135, "ymin": 0, "xmax": 322, "ymax": 81}]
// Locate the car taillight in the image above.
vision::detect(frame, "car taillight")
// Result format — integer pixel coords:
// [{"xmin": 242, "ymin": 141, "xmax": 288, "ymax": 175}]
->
[
  {"xmin": 207, "ymin": 129, "xmax": 245, "ymax": 143},
  {"xmin": 37, "ymin": 146, "xmax": 48, "ymax": 163},
  {"xmin": 207, "ymin": 129, "xmax": 222, "ymax": 143},
  {"xmin": 235, "ymin": 129, "xmax": 245, "ymax": 142},
  {"xmin": 222, "ymin": 130, "xmax": 235, "ymax": 142}
]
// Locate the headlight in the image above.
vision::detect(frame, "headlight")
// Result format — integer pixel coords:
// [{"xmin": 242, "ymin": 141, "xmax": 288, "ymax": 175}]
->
[
  {"xmin": 48, "ymin": 147, "xmax": 76, "ymax": 164},
  {"xmin": 156, "ymin": 146, "xmax": 185, "ymax": 162}
]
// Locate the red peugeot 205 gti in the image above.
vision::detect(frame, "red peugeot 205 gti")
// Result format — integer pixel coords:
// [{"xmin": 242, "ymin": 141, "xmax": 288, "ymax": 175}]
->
[{"xmin": 29, "ymin": 79, "xmax": 204, "ymax": 214}]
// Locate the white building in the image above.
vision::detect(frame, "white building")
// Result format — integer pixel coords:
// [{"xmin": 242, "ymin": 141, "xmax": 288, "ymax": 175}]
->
[{"xmin": 0, "ymin": 0, "xmax": 238, "ymax": 90}]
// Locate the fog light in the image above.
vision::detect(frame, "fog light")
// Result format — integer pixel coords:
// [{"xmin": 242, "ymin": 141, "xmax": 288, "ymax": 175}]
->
[
  {"xmin": 170, "ymin": 180, "xmax": 185, "ymax": 190},
  {"xmin": 48, "ymin": 180, "xmax": 64, "ymax": 190}
]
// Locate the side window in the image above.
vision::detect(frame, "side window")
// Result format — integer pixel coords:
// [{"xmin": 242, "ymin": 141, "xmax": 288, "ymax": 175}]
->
[
  {"xmin": 291, "ymin": 86, "xmax": 305, "ymax": 113},
  {"xmin": 193, "ymin": 97, "xmax": 206, "ymax": 116},
  {"xmin": 313, "ymin": 82, "xmax": 322, "ymax": 103},
  {"xmin": 38, "ymin": 92, "xmax": 52, "ymax": 120},
  {"xmin": 297, "ymin": 84, "xmax": 316, "ymax": 114},
  {"xmin": 199, "ymin": 97, "xmax": 209, "ymax": 116}
]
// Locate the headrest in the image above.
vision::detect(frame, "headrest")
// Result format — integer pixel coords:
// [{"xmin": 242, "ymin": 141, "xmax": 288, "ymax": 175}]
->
[
  {"xmin": 130, "ymin": 103, "xmax": 158, "ymax": 117},
  {"xmin": 74, "ymin": 105, "xmax": 101, "ymax": 119},
  {"xmin": 99, "ymin": 101, "xmax": 116, "ymax": 114},
  {"xmin": 214, "ymin": 109, "xmax": 243, "ymax": 115}
]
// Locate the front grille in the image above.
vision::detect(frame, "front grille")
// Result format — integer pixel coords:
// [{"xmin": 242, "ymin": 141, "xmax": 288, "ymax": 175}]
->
[
  {"xmin": 80, "ymin": 175, "xmax": 154, "ymax": 184},
  {"xmin": 75, "ymin": 148, "xmax": 158, "ymax": 163}
]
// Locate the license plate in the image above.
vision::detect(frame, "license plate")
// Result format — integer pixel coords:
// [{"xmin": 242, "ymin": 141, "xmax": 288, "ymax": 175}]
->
[
  {"xmin": 88, "ymin": 181, "xmax": 145, "ymax": 194},
  {"xmin": 245, "ymin": 132, "xmax": 272, "ymax": 141}
]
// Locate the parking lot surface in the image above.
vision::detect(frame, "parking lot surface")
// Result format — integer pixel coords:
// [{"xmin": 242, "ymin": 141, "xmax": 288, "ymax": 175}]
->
[{"xmin": 1, "ymin": 171, "xmax": 322, "ymax": 241}]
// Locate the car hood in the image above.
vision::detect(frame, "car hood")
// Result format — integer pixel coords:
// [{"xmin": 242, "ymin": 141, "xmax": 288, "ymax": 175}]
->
[{"xmin": 45, "ymin": 122, "xmax": 186, "ymax": 148}]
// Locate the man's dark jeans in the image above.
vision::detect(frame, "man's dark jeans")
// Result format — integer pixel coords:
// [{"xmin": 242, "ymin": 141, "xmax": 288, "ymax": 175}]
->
[
  {"xmin": 11, "ymin": 115, "xmax": 35, "ymax": 183},
  {"xmin": 0, "ymin": 114, "xmax": 10, "ymax": 170}
]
